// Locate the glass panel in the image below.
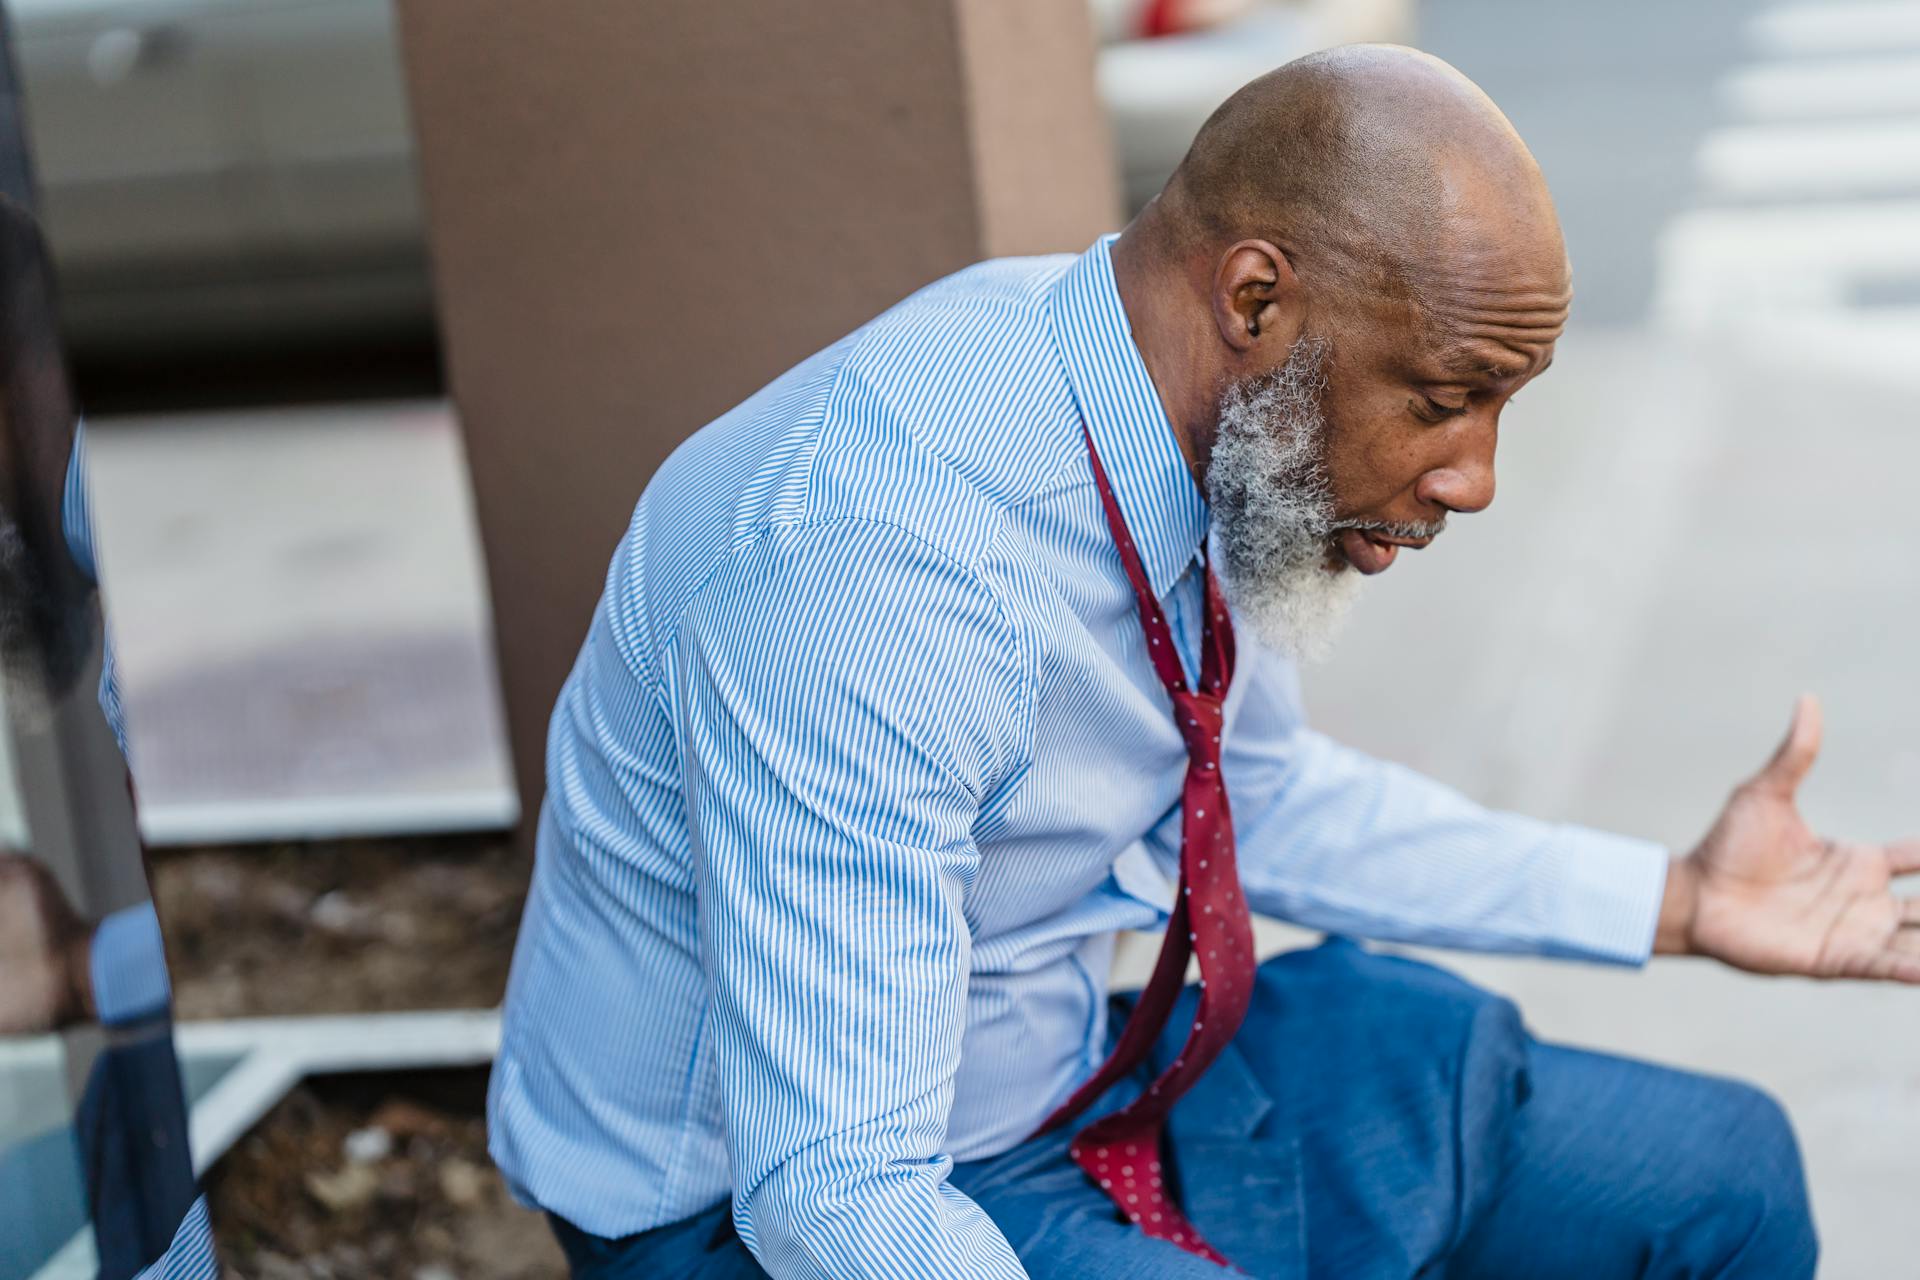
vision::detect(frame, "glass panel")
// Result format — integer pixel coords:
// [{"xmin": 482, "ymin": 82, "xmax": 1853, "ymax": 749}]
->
[{"xmin": 0, "ymin": 10, "xmax": 203, "ymax": 1277}]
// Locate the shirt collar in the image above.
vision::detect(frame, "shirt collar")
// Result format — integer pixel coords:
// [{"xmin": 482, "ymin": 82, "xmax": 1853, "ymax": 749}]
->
[{"xmin": 1048, "ymin": 235, "xmax": 1209, "ymax": 599}]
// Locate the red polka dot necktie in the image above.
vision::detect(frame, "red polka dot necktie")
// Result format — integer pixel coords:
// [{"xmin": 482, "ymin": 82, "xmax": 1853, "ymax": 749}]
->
[{"xmin": 1033, "ymin": 426, "xmax": 1256, "ymax": 1268}]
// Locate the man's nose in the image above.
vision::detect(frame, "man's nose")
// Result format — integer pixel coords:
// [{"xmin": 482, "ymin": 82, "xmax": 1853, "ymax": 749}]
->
[{"xmin": 1415, "ymin": 443, "xmax": 1497, "ymax": 516}]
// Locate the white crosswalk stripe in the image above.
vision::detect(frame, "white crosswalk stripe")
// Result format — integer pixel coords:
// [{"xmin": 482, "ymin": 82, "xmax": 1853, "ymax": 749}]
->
[
  {"xmin": 1697, "ymin": 118, "xmax": 1920, "ymax": 198},
  {"xmin": 1718, "ymin": 54, "xmax": 1920, "ymax": 118},
  {"xmin": 1655, "ymin": 1, "xmax": 1920, "ymax": 386},
  {"xmin": 1748, "ymin": 1, "xmax": 1920, "ymax": 55}
]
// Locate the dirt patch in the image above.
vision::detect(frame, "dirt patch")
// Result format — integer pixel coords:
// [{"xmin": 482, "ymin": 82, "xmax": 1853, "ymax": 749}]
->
[
  {"xmin": 206, "ymin": 1067, "xmax": 566, "ymax": 1279},
  {"xmin": 149, "ymin": 834, "xmax": 572, "ymax": 1276},
  {"xmin": 149, "ymin": 832, "xmax": 527, "ymax": 1019}
]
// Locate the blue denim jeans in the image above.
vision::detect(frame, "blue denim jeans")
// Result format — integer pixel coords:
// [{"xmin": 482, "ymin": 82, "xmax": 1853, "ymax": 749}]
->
[{"xmin": 549, "ymin": 940, "xmax": 1816, "ymax": 1279}]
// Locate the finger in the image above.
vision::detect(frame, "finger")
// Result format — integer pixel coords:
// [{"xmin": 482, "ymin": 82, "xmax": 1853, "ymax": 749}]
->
[
  {"xmin": 1856, "ymin": 951, "xmax": 1920, "ymax": 984},
  {"xmin": 1902, "ymin": 896, "xmax": 1920, "ymax": 928},
  {"xmin": 1754, "ymin": 693, "xmax": 1822, "ymax": 798},
  {"xmin": 1887, "ymin": 840, "xmax": 1920, "ymax": 876}
]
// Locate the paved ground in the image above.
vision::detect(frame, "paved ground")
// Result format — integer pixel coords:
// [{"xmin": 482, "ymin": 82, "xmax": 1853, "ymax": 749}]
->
[
  {"xmin": 69, "ymin": 0, "xmax": 1920, "ymax": 1272},
  {"xmin": 1302, "ymin": 3, "xmax": 1920, "ymax": 1275},
  {"xmin": 85, "ymin": 402, "xmax": 515, "ymax": 844}
]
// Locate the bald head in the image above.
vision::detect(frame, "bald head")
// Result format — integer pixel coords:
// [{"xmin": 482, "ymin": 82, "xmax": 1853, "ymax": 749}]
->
[
  {"xmin": 1155, "ymin": 44, "xmax": 1565, "ymax": 314},
  {"xmin": 1110, "ymin": 46, "xmax": 1572, "ymax": 629}
]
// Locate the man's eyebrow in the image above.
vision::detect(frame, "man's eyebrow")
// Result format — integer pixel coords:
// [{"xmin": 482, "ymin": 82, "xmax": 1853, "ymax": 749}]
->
[{"xmin": 1434, "ymin": 350, "xmax": 1554, "ymax": 381}]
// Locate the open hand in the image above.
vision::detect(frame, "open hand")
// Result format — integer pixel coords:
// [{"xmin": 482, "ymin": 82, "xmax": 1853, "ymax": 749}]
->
[{"xmin": 1676, "ymin": 695, "xmax": 1920, "ymax": 982}]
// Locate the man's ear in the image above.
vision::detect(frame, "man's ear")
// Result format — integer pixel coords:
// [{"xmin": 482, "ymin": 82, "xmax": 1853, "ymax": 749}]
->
[{"xmin": 1211, "ymin": 240, "xmax": 1307, "ymax": 354}]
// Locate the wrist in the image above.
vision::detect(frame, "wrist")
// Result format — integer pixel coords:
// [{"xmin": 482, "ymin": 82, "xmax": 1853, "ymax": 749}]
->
[{"xmin": 1653, "ymin": 853, "xmax": 1701, "ymax": 956}]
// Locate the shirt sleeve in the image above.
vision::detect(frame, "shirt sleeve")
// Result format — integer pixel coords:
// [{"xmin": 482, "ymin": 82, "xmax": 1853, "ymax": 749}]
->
[
  {"xmin": 674, "ymin": 519, "xmax": 1031, "ymax": 1280},
  {"xmin": 90, "ymin": 900, "xmax": 172, "ymax": 1026},
  {"xmin": 1222, "ymin": 644, "xmax": 1670, "ymax": 964},
  {"xmin": 61, "ymin": 421, "xmax": 133, "ymax": 757},
  {"xmin": 131, "ymin": 1194, "xmax": 220, "ymax": 1280}
]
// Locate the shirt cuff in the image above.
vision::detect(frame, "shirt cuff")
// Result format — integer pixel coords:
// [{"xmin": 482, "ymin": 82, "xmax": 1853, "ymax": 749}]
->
[
  {"xmin": 90, "ymin": 901, "xmax": 173, "ymax": 1026},
  {"xmin": 1544, "ymin": 825, "xmax": 1671, "ymax": 966}
]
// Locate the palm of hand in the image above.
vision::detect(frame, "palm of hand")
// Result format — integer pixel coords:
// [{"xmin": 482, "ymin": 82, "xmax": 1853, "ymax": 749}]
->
[{"xmin": 1687, "ymin": 697, "xmax": 1920, "ymax": 983}]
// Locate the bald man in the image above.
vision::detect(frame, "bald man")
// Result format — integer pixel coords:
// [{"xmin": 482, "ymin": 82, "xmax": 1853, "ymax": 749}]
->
[{"xmin": 491, "ymin": 47, "xmax": 1899, "ymax": 1279}]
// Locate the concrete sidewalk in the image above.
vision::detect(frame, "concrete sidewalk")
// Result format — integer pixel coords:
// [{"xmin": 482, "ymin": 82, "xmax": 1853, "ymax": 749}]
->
[
  {"xmin": 84, "ymin": 321, "xmax": 1919, "ymax": 1275},
  {"xmin": 85, "ymin": 402, "xmax": 515, "ymax": 845},
  {"xmin": 67, "ymin": 0, "xmax": 1920, "ymax": 1270},
  {"xmin": 1303, "ymin": 326, "xmax": 1920, "ymax": 1280}
]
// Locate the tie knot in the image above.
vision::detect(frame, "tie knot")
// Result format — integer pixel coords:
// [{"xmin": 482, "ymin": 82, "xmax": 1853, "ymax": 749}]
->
[
  {"xmin": 1172, "ymin": 689, "xmax": 1220, "ymax": 718},
  {"xmin": 1171, "ymin": 691, "xmax": 1223, "ymax": 751}
]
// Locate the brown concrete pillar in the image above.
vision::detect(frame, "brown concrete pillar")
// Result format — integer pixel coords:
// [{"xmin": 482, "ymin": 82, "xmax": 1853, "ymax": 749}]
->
[{"xmin": 395, "ymin": 1, "xmax": 1119, "ymax": 845}]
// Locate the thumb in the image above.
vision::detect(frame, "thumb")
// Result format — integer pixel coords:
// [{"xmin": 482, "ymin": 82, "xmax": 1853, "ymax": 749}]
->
[{"xmin": 1753, "ymin": 693, "xmax": 1822, "ymax": 798}]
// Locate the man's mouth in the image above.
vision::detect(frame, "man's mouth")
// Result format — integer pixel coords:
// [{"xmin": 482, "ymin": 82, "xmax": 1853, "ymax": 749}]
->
[{"xmin": 1335, "ymin": 528, "xmax": 1436, "ymax": 576}]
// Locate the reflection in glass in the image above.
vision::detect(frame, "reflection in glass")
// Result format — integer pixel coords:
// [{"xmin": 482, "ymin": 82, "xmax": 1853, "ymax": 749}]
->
[{"xmin": 0, "ymin": 9, "xmax": 216, "ymax": 1274}]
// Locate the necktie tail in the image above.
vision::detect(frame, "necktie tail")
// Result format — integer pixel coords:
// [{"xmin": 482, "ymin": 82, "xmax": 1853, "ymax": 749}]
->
[{"xmin": 1045, "ymin": 427, "xmax": 1256, "ymax": 1270}]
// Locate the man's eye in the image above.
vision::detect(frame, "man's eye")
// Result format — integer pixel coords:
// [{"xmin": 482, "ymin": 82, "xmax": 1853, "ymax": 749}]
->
[{"xmin": 1416, "ymin": 396, "xmax": 1468, "ymax": 421}]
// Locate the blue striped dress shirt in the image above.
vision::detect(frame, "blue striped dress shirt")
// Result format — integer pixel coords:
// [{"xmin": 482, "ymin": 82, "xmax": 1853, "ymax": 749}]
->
[{"xmin": 489, "ymin": 236, "xmax": 1670, "ymax": 1278}]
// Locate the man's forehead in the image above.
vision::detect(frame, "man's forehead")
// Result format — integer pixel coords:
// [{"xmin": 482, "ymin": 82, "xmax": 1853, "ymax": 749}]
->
[
  {"xmin": 1426, "ymin": 276, "xmax": 1570, "ymax": 326},
  {"xmin": 1337, "ymin": 256, "xmax": 1568, "ymax": 381},
  {"xmin": 1412, "ymin": 230, "xmax": 1572, "ymax": 337},
  {"xmin": 1418, "ymin": 279, "xmax": 1568, "ymax": 373}
]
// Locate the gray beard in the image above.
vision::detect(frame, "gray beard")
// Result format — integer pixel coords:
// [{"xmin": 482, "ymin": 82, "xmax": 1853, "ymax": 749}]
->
[{"xmin": 1205, "ymin": 335, "xmax": 1362, "ymax": 662}]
